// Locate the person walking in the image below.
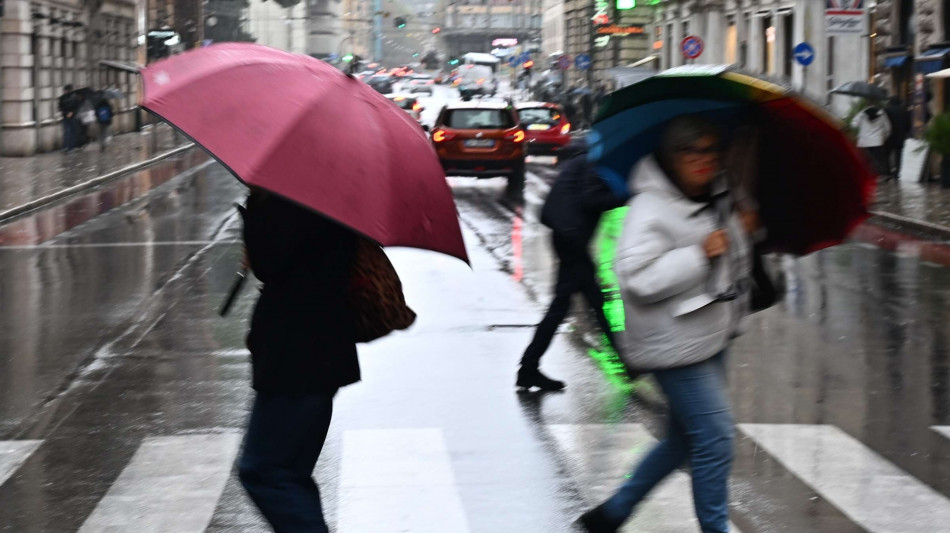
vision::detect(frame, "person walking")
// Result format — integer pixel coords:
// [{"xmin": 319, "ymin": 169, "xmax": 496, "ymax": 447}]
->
[
  {"xmin": 883, "ymin": 98, "xmax": 910, "ymax": 179},
  {"xmin": 851, "ymin": 105, "xmax": 892, "ymax": 179},
  {"xmin": 94, "ymin": 95, "xmax": 114, "ymax": 152},
  {"xmin": 577, "ymin": 116, "xmax": 754, "ymax": 533},
  {"xmin": 517, "ymin": 150, "xmax": 626, "ymax": 391},
  {"xmin": 58, "ymin": 85, "xmax": 81, "ymax": 152},
  {"xmin": 237, "ymin": 189, "xmax": 360, "ymax": 533}
]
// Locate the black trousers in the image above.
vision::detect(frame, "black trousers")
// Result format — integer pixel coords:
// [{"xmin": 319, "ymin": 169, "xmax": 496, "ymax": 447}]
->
[{"xmin": 521, "ymin": 234, "xmax": 615, "ymax": 369}]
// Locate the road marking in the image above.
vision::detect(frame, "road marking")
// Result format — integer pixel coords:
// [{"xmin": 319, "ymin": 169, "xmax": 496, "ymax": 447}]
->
[
  {"xmin": 933, "ymin": 426, "xmax": 950, "ymax": 440},
  {"xmin": 549, "ymin": 424, "xmax": 742, "ymax": 532},
  {"xmin": 0, "ymin": 440, "xmax": 42, "ymax": 487},
  {"xmin": 338, "ymin": 428, "xmax": 470, "ymax": 533},
  {"xmin": 77, "ymin": 433, "xmax": 241, "ymax": 533},
  {"xmin": 740, "ymin": 424, "xmax": 950, "ymax": 533}
]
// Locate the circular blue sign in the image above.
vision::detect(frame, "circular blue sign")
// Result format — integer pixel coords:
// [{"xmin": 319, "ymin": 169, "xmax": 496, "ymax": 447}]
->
[
  {"xmin": 508, "ymin": 55, "xmax": 521, "ymax": 66},
  {"xmin": 558, "ymin": 55, "xmax": 572, "ymax": 69},
  {"xmin": 520, "ymin": 51, "xmax": 532, "ymax": 62},
  {"xmin": 681, "ymin": 36, "xmax": 704, "ymax": 59},
  {"xmin": 793, "ymin": 42, "xmax": 815, "ymax": 67},
  {"xmin": 575, "ymin": 54, "xmax": 592, "ymax": 70}
]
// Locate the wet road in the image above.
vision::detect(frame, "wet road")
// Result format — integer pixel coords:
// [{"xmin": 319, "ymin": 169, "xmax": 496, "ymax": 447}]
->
[{"xmin": 0, "ymin": 92, "xmax": 949, "ymax": 532}]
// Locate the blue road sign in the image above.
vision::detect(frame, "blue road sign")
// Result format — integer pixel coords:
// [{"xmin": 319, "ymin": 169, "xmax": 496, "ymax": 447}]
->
[
  {"xmin": 520, "ymin": 51, "xmax": 532, "ymax": 63},
  {"xmin": 575, "ymin": 54, "xmax": 592, "ymax": 70},
  {"xmin": 793, "ymin": 42, "xmax": 815, "ymax": 67},
  {"xmin": 558, "ymin": 55, "xmax": 572, "ymax": 69},
  {"xmin": 681, "ymin": 35, "xmax": 704, "ymax": 59},
  {"xmin": 508, "ymin": 55, "xmax": 521, "ymax": 66}
]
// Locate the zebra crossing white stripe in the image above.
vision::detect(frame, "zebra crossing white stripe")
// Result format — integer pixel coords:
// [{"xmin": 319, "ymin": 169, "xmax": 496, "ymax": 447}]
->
[
  {"xmin": 739, "ymin": 424, "xmax": 950, "ymax": 533},
  {"xmin": 338, "ymin": 428, "xmax": 471, "ymax": 533},
  {"xmin": 932, "ymin": 426, "xmax": 950, "ymax": 440},
  {"xmin": 77, "ymin": 433, "xmax": 241, "ymax": 533},
  {"xmin": 549, "ymin": 424, "xmax": 742, "ymax": 533},
  {"xmin": 0, "ymin": 440, "xmax": 42, "ymax": 487}
]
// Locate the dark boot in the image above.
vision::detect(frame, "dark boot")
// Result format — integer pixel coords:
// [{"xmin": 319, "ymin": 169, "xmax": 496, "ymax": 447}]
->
[
  {"xmin": 516, "ymin": 367, "xmax": 565, "ymax": 391},
  {"xmin": 575, "ymin": 504, "xmax": 620, "ymax": 533}
]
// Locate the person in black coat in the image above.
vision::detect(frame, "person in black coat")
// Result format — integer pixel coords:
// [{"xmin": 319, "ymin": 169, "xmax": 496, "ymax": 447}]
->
[
  {"xmin": 517, "ymin": 151, "xmax": 627, "ymax": 391},
  {"xmin": 58, "ymin": 85, "xmax": 81, "ymax": 151},
  {"xmin": 237, "ymin": 189, "xmax": 358, "ymax": 533},
  {"xmin": 884, "ymin": 98, "xmax": 911, "ymax": 179}
]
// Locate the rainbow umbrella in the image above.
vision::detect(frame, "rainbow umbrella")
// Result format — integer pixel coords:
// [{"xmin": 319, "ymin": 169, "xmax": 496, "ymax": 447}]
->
[{"xmin": 589, "ymin": 65, "xmax": 875, "ymax": 255}]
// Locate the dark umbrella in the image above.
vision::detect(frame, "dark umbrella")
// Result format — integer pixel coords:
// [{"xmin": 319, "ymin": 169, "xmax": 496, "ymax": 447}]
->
[
  {"xmin": 831, "ymin": 81, "xmax": 888, "ymax": 101},
  {"xmin": 591, "ymin": 65, "xmax": 875, "ymax": 256}
]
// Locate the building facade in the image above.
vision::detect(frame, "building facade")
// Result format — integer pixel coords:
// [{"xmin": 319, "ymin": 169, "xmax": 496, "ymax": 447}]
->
[
  {"xmin": 440, "ymin": 0, "xmax": 543, "ymax": 59},
  {"xmin": 341, "ymin": 0, "xmax": 373, "ymax": 60},
  {"xmin": 561, "ymin": 0, "xmax": 651, "ymax": 87},
  {"xmin": 0, "ymin": 0, "xmax": 140, "ymax": 156},
  {"xmin": 246, "ymin": 0, "xmax": 307, "ymax": 54},
  {"xmin": 542, "ymin": 0, "xmax": 565, "ymax": 58}
]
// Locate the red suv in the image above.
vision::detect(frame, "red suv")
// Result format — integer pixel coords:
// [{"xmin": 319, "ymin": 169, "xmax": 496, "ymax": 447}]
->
[
  {"xmin": 516, "ymin": 102, "xmax": 572, "ymax": 156},
  {"xmin": 431, "ymin": 100, "xmax": 526, "ymax": 195}
]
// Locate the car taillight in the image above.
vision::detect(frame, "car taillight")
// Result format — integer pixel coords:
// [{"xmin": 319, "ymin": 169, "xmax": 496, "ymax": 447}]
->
[
  {"xmin": 506, "ymin": 130, "xmax": 526, "ymax": 143},
  {"xmin": 561, "ymin": 123, "xmax": 571, "ymax": 134},
  {"xmin": 433, "ymin": 130, "xmax": 455, "ymax": 143},
  {"xmin": 413, "ymin": 103, "xmax": 423, "ymax": 112}
]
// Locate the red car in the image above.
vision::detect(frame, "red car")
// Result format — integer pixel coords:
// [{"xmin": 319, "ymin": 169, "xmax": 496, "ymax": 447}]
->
[
  {"xmin": 431, "ymin": 100, "xmax": 526, "ymax": 187},
  {"xmin": 515, "ymin": 102, "xmax": 572, "ymax": 156}
]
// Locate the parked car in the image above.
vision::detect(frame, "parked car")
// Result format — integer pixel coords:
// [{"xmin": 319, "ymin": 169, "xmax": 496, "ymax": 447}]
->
[
  {"xmin": 515, "ymin": 102, "xmax": 572, "ymax": 156},
  {"xmin": 404, "ymin": 75, "xmax": 435, "ymax": 95},
  {"xmin": 366, "ymin": 74, "xmax": 395, "ymax": 94},
  {"xmin": 386, "ymin": 93, "xmax": 426, "ymax": 128},
  {"xmin": 431, "ymin": 100, "xmax": 525, "ymax": 192}
]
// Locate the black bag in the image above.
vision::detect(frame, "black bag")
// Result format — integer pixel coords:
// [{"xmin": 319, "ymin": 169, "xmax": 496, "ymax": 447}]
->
[{"xmin": 750, "ymin": 248, "xmax": 781, "ymax": 312}]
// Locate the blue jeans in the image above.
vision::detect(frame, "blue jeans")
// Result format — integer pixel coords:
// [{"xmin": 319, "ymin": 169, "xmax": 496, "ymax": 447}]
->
[
  {"xmin": 238, "ymin": 390, "xmax": 337, "ymax": 533},
  {"xmin": 601, "ymin": 351, "xmax": 734, "ymax": 533}
]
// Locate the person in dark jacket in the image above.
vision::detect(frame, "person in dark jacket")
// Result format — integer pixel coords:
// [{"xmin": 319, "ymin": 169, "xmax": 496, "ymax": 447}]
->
[
  {"xmin": 884, "ymin": 98, "xmax": 910, "ymax": 179},
  {"xmin": 58, "ymin": 85, "xmax": 81, "ymax": 152},
  {"xmin": 237, "ymin": 189, "xmax": 359, "ymax": 533},
  {"xmin": 517, "ymin": 151, "xmax": 626, "ymax": 391},
  {"xmin": 94, "ymin": 96, "xmax": 114, "ymax": 153}
]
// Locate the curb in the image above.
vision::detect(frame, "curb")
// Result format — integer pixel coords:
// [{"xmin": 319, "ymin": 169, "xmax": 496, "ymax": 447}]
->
[
  {"xmin": 0, "ymin": 143, "xmax": 196, "ymax": 226},
  {"xmin": 866, "ymin": 210, "xmax": 950, "ymax": 242}
]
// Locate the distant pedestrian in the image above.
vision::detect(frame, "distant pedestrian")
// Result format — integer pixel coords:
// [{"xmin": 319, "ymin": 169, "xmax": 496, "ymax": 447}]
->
[
  {"xmin": 238, "ymin": 189, "xmax": 360, "ymax": 533},
  {"xmin": 517, "ymin": 150, "xmax": 626, "ymax": 391},
  {"xmin": 95, "ymin": 96, "xmax": 114, "ymax": 152},
  {"xmin": 58, "ymin": 85, "xmax": 81, "ymax": 152},
  {"xmin": 883, "ymin": 98, "xmax": 910, "ymax": 178},
  {"xmin": 852, "ymin": 105, "xmax": 892, "ymax": 179},
  {"xmin": 577, "ymin": 116, "xmax": 755, "ymax": 533}
]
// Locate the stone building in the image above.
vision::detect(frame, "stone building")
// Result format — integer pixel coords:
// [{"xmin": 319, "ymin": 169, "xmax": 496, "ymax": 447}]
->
[
  {"xmin": 440, "ymin": 0, "xmax": 543, "ymax": 59},
  {"xmin": 0, "ymin": 0, "xmax": 140, "ymax": 155}
]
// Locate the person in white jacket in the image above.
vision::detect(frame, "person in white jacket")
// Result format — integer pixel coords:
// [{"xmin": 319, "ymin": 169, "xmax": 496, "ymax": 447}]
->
[
  {"xmin": 851, "ymin": 106, "xmax": 892, "ymax": 178},
  {"xmin": 577, "ymin": 116, "xmax": 755, "ymax": 533}
]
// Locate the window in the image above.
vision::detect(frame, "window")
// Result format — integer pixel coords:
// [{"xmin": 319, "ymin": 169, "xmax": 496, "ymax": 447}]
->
[
  {"xmin": 446, "ymin": 109, "xmax": 515, "ymax": 129},
  {"xmin": 517, "ymin": 107, "xmax": 561, "ymax": 124}
]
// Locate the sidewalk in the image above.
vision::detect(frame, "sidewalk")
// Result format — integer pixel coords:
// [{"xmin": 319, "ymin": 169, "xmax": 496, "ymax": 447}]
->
[
  {"xmin": 871, "ymin": 179, "xmax": 950, "ymax": 235},
  {"xmin": 0, "ymin": 124, "xmax": 188, "ymax": 213}
]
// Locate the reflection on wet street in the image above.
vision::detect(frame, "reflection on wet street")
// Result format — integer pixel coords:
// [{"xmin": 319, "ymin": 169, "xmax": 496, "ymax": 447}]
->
[{"xmin": 0, "ymin": 163, "xmax": 948, "ymax": 532}]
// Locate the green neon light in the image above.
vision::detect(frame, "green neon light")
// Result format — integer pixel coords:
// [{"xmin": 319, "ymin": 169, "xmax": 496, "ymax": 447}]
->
[
  {"xmin": 588, "ymin": 206, "xmax": 637, "ymax": 394},
  {"xmin": 617, "ymin": 0, "xmax": 635, "ymax": 9}
]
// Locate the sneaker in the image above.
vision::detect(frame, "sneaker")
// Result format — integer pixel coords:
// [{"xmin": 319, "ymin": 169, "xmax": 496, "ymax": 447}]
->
[
  {"xmin": 575, "ymin": 505, "xmax": 620, "ymax": 533},
  {"xmin": 516, "ymin": 368, "xmax": 565, "ymax": 391}
]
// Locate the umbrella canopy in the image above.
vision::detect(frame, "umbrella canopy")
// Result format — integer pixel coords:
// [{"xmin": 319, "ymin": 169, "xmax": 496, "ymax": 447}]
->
[
  {"xmin": 591, "ymin": 65, "xmax": 875, "ymax": 256},
  {"xmin": 830, "ymin": 81, "xmax": 888, "ymax": 101},
  {"xmin": 141, "ymin": 43, "xmax": 467, "ymax": 263}
]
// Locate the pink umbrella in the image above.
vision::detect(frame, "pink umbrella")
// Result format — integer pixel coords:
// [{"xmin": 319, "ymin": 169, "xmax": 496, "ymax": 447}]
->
[{"xmin": 141, "ymin": 43, "xmax": 467, "ymax": 263}]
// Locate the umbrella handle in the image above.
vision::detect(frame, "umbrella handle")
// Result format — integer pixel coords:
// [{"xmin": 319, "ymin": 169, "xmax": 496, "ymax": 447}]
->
[{"xmin": 219, "ymin": 268, "xmax": 248, "ymax": 317}]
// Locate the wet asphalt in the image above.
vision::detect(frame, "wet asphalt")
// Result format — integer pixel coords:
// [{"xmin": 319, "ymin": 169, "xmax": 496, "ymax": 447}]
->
[{"xmin": 0, "ymin": 86, "xmax": 948, "ymax": 533}]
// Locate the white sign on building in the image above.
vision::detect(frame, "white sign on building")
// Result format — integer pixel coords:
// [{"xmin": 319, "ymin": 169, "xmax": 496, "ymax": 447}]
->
[{"xmin": 826, "ymin": 0, "xmax": 866, "ymax": 35}]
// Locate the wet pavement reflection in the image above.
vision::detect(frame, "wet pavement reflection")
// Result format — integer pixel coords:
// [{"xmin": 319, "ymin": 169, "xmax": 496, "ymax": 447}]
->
[{"xmin": 0, "ymin": 162, "xmax": 948, "ymax": 532}]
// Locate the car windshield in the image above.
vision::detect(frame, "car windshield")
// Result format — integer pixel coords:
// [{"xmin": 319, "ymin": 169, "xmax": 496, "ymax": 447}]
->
[
  {"xmin": 518, "ymin": 108, "xmax": 561, "ymax": 125},
  {"xmin": 445, "ymin": 109, "xmax": 514, "ymax": 129}
]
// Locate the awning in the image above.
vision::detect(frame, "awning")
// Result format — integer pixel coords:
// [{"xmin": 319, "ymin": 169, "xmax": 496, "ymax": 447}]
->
[
  {"xmin": 884, "ymin": 55, "xmax": 910, "ymax": 68},
  {"xmin": 99, "ymin": 60, "xmax": 143, "ymax": 73},
  {"xmin": 915, "ymin": 47, "xmax": 950, "ymax": 74}
]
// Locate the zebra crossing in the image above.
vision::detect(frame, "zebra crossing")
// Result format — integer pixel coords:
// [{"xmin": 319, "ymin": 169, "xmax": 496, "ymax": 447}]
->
[{"xmin": 1, "ymin": 424, "xmax": 948, "ymax": 532}]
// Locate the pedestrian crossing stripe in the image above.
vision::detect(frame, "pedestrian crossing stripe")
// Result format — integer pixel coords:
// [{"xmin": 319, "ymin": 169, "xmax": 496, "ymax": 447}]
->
[
  {"xmin": 0, "ymin": 440, "xmax": 42, "ymax": 487},
  {"xmin": 739, "ymin": 424, "xmax": 950, "ymax": 533},
  {"xmin": 77, "ymin": 433, "xmax": 241, "ymax": 533},
  {"xmin": 338, "ymin": 428, "xmax": 471, "ymax": 533},
  {"xmin": 549, "ymin": 424, "xmax": 743, "ymax": 532},
  {"xmin": 932, "ymin": 426, "xmax": 950, "ymax": 440}
]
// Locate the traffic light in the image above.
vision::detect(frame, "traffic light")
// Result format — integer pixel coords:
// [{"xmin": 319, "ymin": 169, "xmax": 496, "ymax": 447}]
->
[
  {"xmin": 448, "ymin": 57, "xmax": 459, "ymax": 66},
  {"xmin": 394, "ymin": 16, "xmax": 407, "ymax": 28},
  {"xmin": 432, "ymin": 27, "xmax": 441, "ymax": 34},
  {"xmin": 523, "ymin": 60, "xmax": 534, "ymax": 69}
]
